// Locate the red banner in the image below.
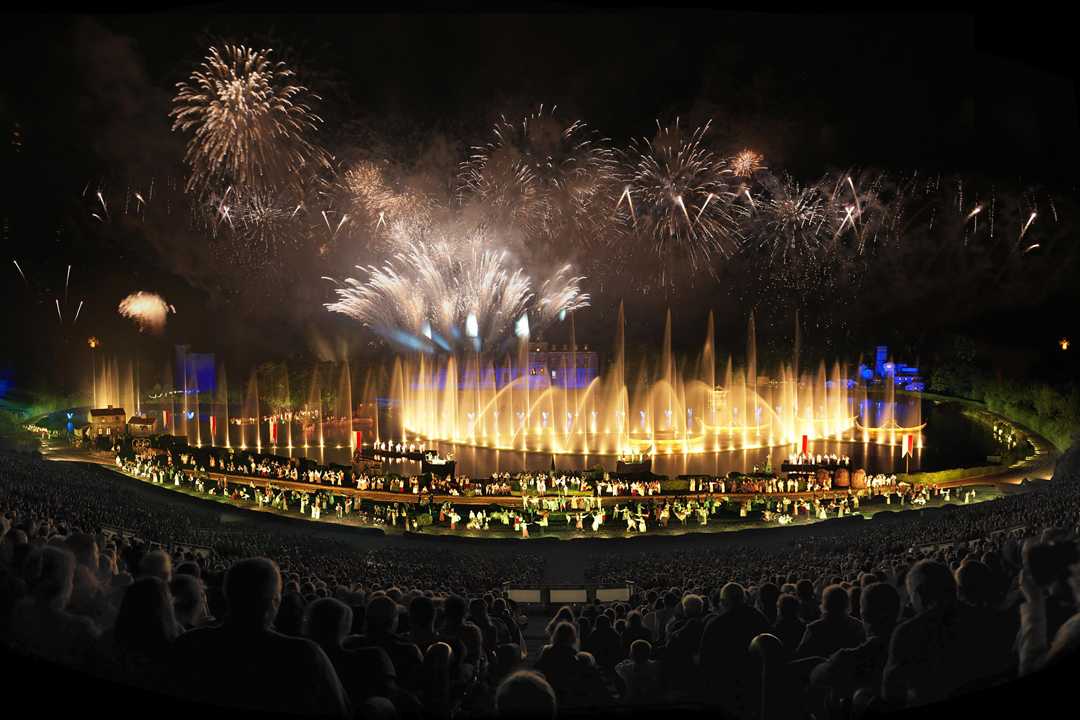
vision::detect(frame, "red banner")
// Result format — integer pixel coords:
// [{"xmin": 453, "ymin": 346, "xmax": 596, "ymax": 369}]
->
[
  {"xmin": 354, "ymin": 430, "xmax": 363, "ymax": 448},
  {"xmin": 209, "ymin": 416, "xmax": 217, "ymax": 440},
  {"xmin": 270, "ymin": 422, "xmax": 277, "ymax": 445},
  {"xmin": 905, "ymin": 433, "xmax": 914, "ymax": 457},
  {"xmin": 801, "ymin": 434, "xmax": 808, "ymax": 456}
]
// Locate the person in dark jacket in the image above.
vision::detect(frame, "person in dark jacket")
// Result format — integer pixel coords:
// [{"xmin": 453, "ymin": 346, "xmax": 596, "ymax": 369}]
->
[
  {"xmin": 583, "ymin": 613, "xmax": 624, "ymax": 674},
  {"xmin": 773, "ymin": 593, "xmax": 807, "ymax": 658},
  {"xmin": 621, "ymin": 610, "xmax": 652, "ymax": 656},
  {"xmin": 699, "ymin": 583, "xmax": 771, "ymax": 714},
  {"xmin": 170, "ymin": 557, "xmax": 349, "ymax": 718},
  {"xmin": 534, "ymin": 621, "xmax": 582, "ymax": 704},
  {"xmin": 661, "ymin": 594, "xmax": 709, "ymax": 698},
  {"xmin": 812, "ymin": 582, "xmax": 901, "ymax": 702},
  {"xmin": 796, "ymin": 584, "xmax": 866, "ymax": 659}
]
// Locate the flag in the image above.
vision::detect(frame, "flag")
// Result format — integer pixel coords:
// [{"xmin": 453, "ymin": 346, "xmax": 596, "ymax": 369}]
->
[
  {"xmin": 209, "ymin": 415, "xmax": 217, "ymax": 440},
  {"xmin": 801, "ymin": 435, "xmax": 808, "ymax": 456},
  {"xmin": 904, "ymin": 434, "xmax": 914, "ymax": 457}
]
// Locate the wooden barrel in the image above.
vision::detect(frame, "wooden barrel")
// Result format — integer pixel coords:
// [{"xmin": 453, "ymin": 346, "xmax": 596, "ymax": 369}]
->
[
  {"xmin": 851, "ymin": 468, "xmax": 867, "ymax": 489},
  {"xmin": 834, "ymin": 467, "xmax": 850, "ymax": 488}
]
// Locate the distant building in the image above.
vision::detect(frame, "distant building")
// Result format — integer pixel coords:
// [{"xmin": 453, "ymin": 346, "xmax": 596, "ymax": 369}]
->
[
  {"xmin": 522, "ymin": 342, "xmax": 600, "ymax": 390},
  {"xmin": 865, "ymin": 345, "xmax": 924, "ymax": 391},
  {"xmin": 127, "ymin": 415, "xmax": 157, "ymax": 437},
  {"xmin": 89, "ymin": 406, "xmax": 127, "ymax": 437}
]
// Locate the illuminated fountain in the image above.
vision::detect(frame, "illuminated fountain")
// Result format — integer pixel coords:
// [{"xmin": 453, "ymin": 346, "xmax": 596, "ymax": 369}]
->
[{"xmin": 391, "ymin": 309, "xmax": 924, "ymax": 456}]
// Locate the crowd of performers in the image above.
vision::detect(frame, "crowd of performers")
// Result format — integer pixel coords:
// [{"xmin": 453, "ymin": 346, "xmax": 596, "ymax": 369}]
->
[
  {"xmin": 785, "ymin": 451, "xmax": 852, "ymax": 466},
  {"xmin": 112, "ymin": 444, "xmax": 982, "ymax": 538}
]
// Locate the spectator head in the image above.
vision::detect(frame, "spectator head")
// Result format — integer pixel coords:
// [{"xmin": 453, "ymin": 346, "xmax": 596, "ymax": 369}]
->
[
  {"xmin": 906, "ymin": 560, "xmax": 957, "ymax": 613},
  {"xmin": 796, "ymin": 579, "xmax": 815, "ymax": 601},
  {"xmin": 778, "ymin": 593, "xmax": 800, "ymax": 621},
  {"xmin": 139, "ymin": 549, "xmax": 173, "ymax": 583},
  {"xmin": 410, "ymin": 594, "xmax": 436, "ymax": 631},
  {"xmin": 64, "ymin": 532, "xmax": 99, "ymax": 570},
  {"xmin": 171, "ymin": 574, "xmax": 209, "ymax": 629},
  {"xmin": 443, "ymin": 594, "xmax": 467, "ymax": 626},
  {"xmin": 495, "ymin": 670, "xmax": 557, "ymax": 720},
  {"xmin": 720, "ymin": 583, "xmax": 746, "ymax": 611},
  {"xmin": 115, "ymin": 576, "xmax": 179, "ymax": 658},
  {"xmin": 681, "ymin": 593, "xmax": 704, "ymax": 618},
  {"xmin": 461, "ymin": 622, "xmax": 484, "ymax": 660},
  {"xmin": 627, "ymin": 610, "xmax": 644, "ymax": 629},
  {"xmin": 551, "ymin": 621, "xmax": 579, "ymax": 650},
  {"xmin": 175, "ymin": 561, "xmax": 201, "ymax": 579},
  {"xmin": 956, "ymin": 560, "xmax": 997, "ymax": 607},
  {"xmin": 860, "ymin": 583, "xmax": 901, "ymax": 638},
  {"xmin": 663, "ymin": 591, "xmax": 678, "ymax": 609},
  {"xmin": 630, "ymin": 639, "xmax": 652, "ymax": 664},
  {"xmin": 32, "ymin": 545, "xmax": 76, "ymax": 610},
  {"xmin": 594, "ymin": 613, "xmax": 611, "ymax": 631},
  {"xmin": 366, "ymin": 595, "xmax": 399, "ymax": 636},
  {"xmin": 492, "ymin": 643, "xmax": 522, "ymax": 681},
  {"xmin": 469, "ymin": 597, "xmax": 490, "ymax": 623},
  {"xmin": 758, "ymin": 582, "xmax": 780, "ymax": 612},
  {"xmin": 223, "ymin": 557, "xmax": 282, "ymax": 630},
  {"xmin": 821, "ymin": 585, "xmax": 850, "ymax": 616},
  {"xmin": 849, "ymin": 586, "xmax": 862, "ymax": 619},
  {"xmin": 422, "ymin": 641, "xmax": 454, "ymax": 704},
  {"xmin": 576, "ymin": 651, "xmax": 598, "ymax": 669},
  {"xmin": 276, "ymin": 590, "xmax": 306, "ymax": 637},
  {"xmin": 304, "ymin": 597, "xmax": 353, "ymax": 649}
]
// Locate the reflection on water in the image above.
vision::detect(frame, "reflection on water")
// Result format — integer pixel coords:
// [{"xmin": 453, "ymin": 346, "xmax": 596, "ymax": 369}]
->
[{"xmin": 166, "ymin": 400, "xmax": 998, "ymax": 479}]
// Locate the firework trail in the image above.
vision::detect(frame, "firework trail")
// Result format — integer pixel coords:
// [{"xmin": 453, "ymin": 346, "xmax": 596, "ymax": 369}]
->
[
  {"xmin": 12, "ymin": 259, "xmax": 27, "ymax": 285},
  {"xmin": 171, "ymin": 44, "xmax": 331, "ymax": 200},
  {"xmin": 73, "ymin": 300, "xmax": 84, "ymax": 325},
  {"xmin": 118, "ymin": 291, "xmax": 175, "ymax": 334}
]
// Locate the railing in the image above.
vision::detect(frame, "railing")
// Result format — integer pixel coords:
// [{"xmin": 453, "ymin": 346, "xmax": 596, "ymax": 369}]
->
[
  {"xmin": 501, "ymin": 582, "xmax": 635, "ymax": 605},
  {"xmin": 98, "ymin": 524, "xmax": 213, "ymax": 559}
]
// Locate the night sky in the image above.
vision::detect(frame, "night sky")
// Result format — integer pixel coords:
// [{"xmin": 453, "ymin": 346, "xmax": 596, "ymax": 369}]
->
[{"xmin": 2, "ymin": 11, "xmax": 1078, "ymax": 400}]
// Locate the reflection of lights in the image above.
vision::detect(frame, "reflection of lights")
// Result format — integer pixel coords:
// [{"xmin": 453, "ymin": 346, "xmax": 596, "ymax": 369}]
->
[
  {"xmin": 1061, "ymin": 338, "xmax": 1070, "ymax": 351},
  {"xmin": 87, "ymin": 337, "xmax": 99, "ymax": 349}
]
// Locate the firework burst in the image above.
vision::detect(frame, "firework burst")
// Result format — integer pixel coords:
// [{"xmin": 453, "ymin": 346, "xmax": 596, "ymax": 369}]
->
[
  {"xmin": 118, "ymin": 291, "xmax": 175, "ymax": 334},
  {"xmin": 459, "ymin": 105, "xmax": 617, "ymax": 244},
  {"xmin": 342, "ymin": 161, "xmax": 436, "ymax": 245},
  {"xmin": 754, "ymin": 177, "xmax": 831, "ymax": 263},
  {"xmin": 617, "ymin": 119, "xmax": 743, "ymax": 274},
  {"xmin": 171, "ymin": 44, "xmax": 330, "ymax": 200},
  {"xmin": 731, "ymin": 149, "xmax": 766, "ymax": 178}
]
